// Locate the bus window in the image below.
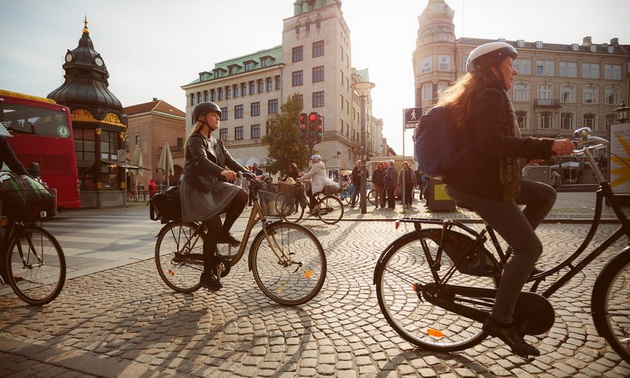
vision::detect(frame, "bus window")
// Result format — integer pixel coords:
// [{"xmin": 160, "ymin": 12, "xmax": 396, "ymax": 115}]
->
[{"xmin": 0, "ymin": 90, "xmax": 80, "ymax": 209}]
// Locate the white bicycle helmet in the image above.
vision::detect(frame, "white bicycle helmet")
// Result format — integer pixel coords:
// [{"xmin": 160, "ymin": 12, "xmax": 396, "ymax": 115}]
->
[
  {"xmin": 311, "ymin": 154, "xmax": 322, "ymax": 162},
  {"xmin": 466, "ymin": 42, "xmax": 518, "ymax": 73}
]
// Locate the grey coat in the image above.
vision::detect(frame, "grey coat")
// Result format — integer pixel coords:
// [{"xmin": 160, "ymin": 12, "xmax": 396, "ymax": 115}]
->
[{"xmin": 180, "ymin": 132, "xmax": 247, "ymax": 222}]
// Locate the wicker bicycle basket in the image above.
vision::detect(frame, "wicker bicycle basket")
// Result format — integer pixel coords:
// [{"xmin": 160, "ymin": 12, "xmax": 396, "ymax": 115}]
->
[{"xmin": 258, "ymin": 183, "xmax": 295, "ymax": 217}]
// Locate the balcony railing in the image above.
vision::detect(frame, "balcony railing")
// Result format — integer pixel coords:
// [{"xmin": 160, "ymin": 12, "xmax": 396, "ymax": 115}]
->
[{"xmin": 534, "ymin": 99, "xmax": 561, "ymax": 107}]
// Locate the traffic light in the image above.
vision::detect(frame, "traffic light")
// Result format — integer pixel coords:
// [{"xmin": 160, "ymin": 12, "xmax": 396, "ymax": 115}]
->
[
  {"xmin": 316, "ymin": 113, "xmax": 324, "ymax": 144},
  {"xmin": 299, "ymin": 113, "xmax": 307, "ymax": 143},
  {"xmin": 309, "ymin": 112, "xmax": 318, "ymax": 144}
]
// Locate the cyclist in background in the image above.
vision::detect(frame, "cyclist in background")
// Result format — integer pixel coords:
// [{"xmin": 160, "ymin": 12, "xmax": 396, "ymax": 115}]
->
[
  {"xmin": 297, "ymin": 155, "xmax": 327, "ymax": 214},
  {"xmin": 438, "ymin": 42, "xmax": 574, "ymax": 357}
]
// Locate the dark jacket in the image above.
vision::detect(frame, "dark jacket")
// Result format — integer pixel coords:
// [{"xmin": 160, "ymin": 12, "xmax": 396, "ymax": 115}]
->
[
  {"xmin": 183, "ymin": 133, "xmax": 247, "ymax": 193},
  {"xmin": 351, "ymin": 165, "xmax": 368, "ymax": 187},
  {"xmin": 444, "ymin": 85, "xmax": 554, "ymax": 200},
  {"xmin": 372, "ymin": 168, "xmax": 384, "ymax": 186}
]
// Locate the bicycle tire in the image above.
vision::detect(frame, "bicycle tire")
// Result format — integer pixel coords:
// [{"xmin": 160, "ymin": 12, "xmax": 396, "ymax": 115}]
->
[
  {"xmin": 374, "ymin": 230, "xmax": 496, "ymax": 352},
  {"xmin": 368, "ymin": 190, "xmax": 376, "ymax": 205},
  {"xmin": 249, "ymin": 222, "xmax": 326, "ymax": 305},
  {"xmin": 6, "ymin": 224, "xmax": 66, "ymax": 306},
  {"xmin": 591, "ymin": 248, "xmax": 630, "ymax": 364},
  {"xmin": 155, "ymin": 222, "xmax": 204, "ymax": 293},
  {"xmin": 283, "ymin": 197, "xmax": 306, "ymax": 223},
  {"xmin": 338, "ymin": 190, "xmax": 351, "ymax": 205},
  {"xmin": 317, "ymin": 195, "xmax": 344, "ymax": 225}
]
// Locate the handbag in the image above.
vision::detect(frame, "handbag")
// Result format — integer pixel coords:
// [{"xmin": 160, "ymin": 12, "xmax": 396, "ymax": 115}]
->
[{"xmin": 1, "ymin": 175, "xmax": 56, "ymax": 220}]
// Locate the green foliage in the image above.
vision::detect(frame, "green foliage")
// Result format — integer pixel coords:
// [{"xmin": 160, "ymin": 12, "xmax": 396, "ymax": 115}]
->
[{"xmin": 262, "ymin": 93, "xmax": 310, "ymax": 174}]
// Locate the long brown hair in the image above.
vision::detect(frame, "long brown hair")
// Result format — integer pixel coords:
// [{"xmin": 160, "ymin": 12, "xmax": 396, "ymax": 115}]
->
[{"xmin": 436, "ymin": 65, "xmax": 504, "ymax": 131}]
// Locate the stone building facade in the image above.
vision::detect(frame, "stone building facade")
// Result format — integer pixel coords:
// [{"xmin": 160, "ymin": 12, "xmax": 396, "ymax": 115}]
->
[
  {"xmin": 413, "ymin": 0, "xmax": 629, "ymax": 140},
  {"xmin": 181, "ymin": 0, "xmax": 386, "ymax": 177}
]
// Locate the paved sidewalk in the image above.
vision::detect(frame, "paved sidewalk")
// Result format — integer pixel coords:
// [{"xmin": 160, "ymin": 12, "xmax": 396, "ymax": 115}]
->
[{"xmin": 0, "ymin": 191, "xmax": 628, "ymax": 377}]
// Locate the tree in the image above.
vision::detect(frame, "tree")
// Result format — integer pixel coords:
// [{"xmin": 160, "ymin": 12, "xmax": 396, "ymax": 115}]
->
[{"xmin": 262, "ymin": 93, "xmax": 312, "ymax": 175}]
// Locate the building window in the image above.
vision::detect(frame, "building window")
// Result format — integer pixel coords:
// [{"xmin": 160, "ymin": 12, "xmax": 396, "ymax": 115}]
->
[
  {"xmin": 438, "ymin": 55, "xmax": 450, "ymax": 71},
  {"xmin": 292, "ymin": 46, "xmax": 303, "ymax": 62},
  {"xmin": 583, "ymin": 113, "xmax": 596, "ymax": 130},
  {"xmin": 218, "ymin": 87, "xmax": 224, "ymax": 101},
  {"xmin": 537, "ymin": 83, "xmax": 552, "ymax": 100},
  {"xmin": 190, "ymin": 93, "xmax": 195, "ymax": 106},
  {"xmin": 516, "ymin": 111, "xmax": 528, "ymax": 129},
  {"xmin": 340, "ymin": 94, "xmax": 344, "ymax": 110},
  {"xmin": 540, "ymin": 111, "xmax": 553, "ymax": 129},
  {"xmin": 559, "ymin": 61, "xmax": 578, "ymax": 78},
  {"xmin": 514, "ymin": 59, "xmax": 531, "ymax": 75},
  {"xmin": 203, "ymin": 90, "xmax": 209, "ymax": 102},
  {"xmin": 261, "ymin": 58, "xmax": 269, "ymax": 68},
  {"xmin": 582, "ymin": 63, "xmax": 600, "ymax": 79},
  {"xmin": 235, "ymin": 126, "xmax": 244, "ymax": 140},
  {"xmin": 211, "ymin": 89, "xmax": 217, "ymax": 102},
  {"xmin": 313, "ymin": 91, "xmax": 324, "ymax": 108},
  {"xmin": 266, "ymin": 78, "xmax": 273, "ymax": 92},
  {"xmin": 99, "ymin": 130, "xmax": 119, "ymax": 189},
  {"xmin": 268, "ymin": 99, "xmax": 278, "ymax": 114},
  {"xmin": 226, "ymin": 86, "xmax": 231, "ymax": 99},
  {"xmin": 257, "ymin": 79, "xmax": 264, "ymax": 94},
  {"xmin": 220, "ymin": 107, "xmax": 228, "ymax": 121},
  {"xmin": 605, "ymin": 64, "xmax": 622, "ymax": 80},
  {"xmin": 251, "ymin": 124, "xmax": 260, "ymax": 139},
  {"xmin": 251, "ymin": 102, "xmax": 260, "ymax": 117},
  {"xmin": 249, "ymin": 81, "xmax": 255, "ymax": 95},
  {"xmin": 584, "ymin": 85, "xmax": 598, "ymax": 104},
  {"xmin": 560, "ymin": 112, "xmax": 574, "ymax": 130},
  {"xmin": 292, "ymin": 70, "xmax": 303, "ymax": 87},
  {"xmin": 422, "ymin": 84, "xmax": 432, "ymax": 101},
  {"xmin": 536, "ymin": 60, "xmax": 554, "ymax": 76},
  {"xmin": 606, "ymin": 86, "xmax": 620, "ymax": 105},
  {"xmin": 313, "ymin": 66, "xmax": 324, "ymax": 82},
  {"xmin": 422, "ymin": 57, "xmax": 432, "ymax": 73},
  {"xmin": 241, "ymin": 83, "xmax": 247, "ymax": 97},
  {"xmin": 233, "ymin": 84, "xmax": 239, "ymax": 98},
  {"xmin": 313, "ymin": 40, "xmax": 324, "ymax": 57},
  {"xmin": 560, "ymin": 84, "xmax": 575, "ymax": 103},
  {"xmin": 514, "ymin": 82, "xmax": 529, "ymax": 101},
  {"xmin": 295, "ymin": 23, "xmax": 300, "ymax": 35},
  {"xmin": 219, "ymin": 128, "xmax": 228, "ymax": 141},
  {"xmin": 244, "ymin": 62, "xmax": 253, "ymax": 71},
  {"xmin": 235, "ymin": 105, "xmax": 244, "ymax": 119},
  {"xmin": 134, "ymin": 134, "xmax": 141, "ymax": 147},
  {"xmin": 275, "ymin": 75, "xmax": 281, "ymax": 90}
]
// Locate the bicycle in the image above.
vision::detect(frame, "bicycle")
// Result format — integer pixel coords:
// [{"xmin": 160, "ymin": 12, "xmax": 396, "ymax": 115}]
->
[
  {"xmin": 154, "ymin": 172, "xmax": 327, "ymax": 306},
  {"xmin": 337, "ymin": 183, "xmax": 352, "ymax": 206},
  {"xmin": 0, "ymin": 173, "xmax": 66, "ymax": 306},
  {"xmin": 373, "ymin": 127, "xmax": 630, "ymax": 362},
  {"xmin": 282, "ymin": 181, "xmax": 344, "ymax": 225}
]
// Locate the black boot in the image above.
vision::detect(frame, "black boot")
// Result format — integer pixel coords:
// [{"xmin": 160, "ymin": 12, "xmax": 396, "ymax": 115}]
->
[
  {"xmin": 483, "ymin": 317, "xmax": 540, "ymax": 357},
  {"xmin": 200, "ymin": 272, "xmax": 222, "ymax": 290},
  {"xmin": 218, "ymin": 232, "xmax": 240, "ymax": 247}
]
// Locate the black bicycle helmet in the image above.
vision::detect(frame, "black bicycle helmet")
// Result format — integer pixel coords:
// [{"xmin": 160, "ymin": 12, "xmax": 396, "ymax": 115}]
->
[
  {"xmin": 466, "ymin": 42, "xmax": 518, "ymax": 73},
  {"xmin": 192, "ymin": 102, "xmax": 221, "ymax": 122}
]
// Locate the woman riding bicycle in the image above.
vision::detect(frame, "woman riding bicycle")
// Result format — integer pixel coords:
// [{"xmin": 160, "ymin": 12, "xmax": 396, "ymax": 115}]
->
[
  {"xmin": 438, "ymin": 42, "xmax": 574, "ymax": 356},
  {"xmin": 180, "ymin": 102, "xmax": 249, "ymax": 290},
  {"xmin": 297, "ymin": 155, "xmax": 327, "ymax": 214}
]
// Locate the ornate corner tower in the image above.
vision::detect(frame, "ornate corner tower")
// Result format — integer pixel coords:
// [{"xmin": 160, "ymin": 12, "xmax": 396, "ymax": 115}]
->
[
  {"xmin": 412, "ymin": 0, "xmax": 457, "ymax": 109},
  {"xmin": 48, "ymin": 18, "xmax": 128, "ymax": 208}
]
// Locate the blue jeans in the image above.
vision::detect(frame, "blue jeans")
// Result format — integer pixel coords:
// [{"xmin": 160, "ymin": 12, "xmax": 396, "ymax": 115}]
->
[{"xmin": 446, "ymin": 179, "xmax": 556, "ymax": 323}]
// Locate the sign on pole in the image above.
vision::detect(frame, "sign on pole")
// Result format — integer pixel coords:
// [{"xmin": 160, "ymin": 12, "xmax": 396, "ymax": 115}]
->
[{"xmin": 403, "ymin": 107, "xmax": 422, "ymax": 129}]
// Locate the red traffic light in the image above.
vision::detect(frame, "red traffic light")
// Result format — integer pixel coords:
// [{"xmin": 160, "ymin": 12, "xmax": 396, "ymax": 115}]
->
[
  {"xmin": 309, "ymin": 113, "xmax": 317, "ymax": 122},
  {"xmin": 299, "ymin": 113, "xmax": 307, "ymax": 122}
]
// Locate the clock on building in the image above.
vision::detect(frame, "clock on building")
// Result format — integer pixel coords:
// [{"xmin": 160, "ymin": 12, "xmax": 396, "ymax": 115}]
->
[
  {"xmin": 95, "ymin": 56, "xmax": 103, "ymax": 66},
  {"xmin": 65, "ymin": 52, "xmax": 73, "ymax": 62}
]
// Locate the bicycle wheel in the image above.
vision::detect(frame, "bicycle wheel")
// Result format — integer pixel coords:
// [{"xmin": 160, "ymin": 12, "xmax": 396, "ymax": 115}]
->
[
  {"xmin": 155, "ymin": 221, "xmax": 204, "ymax": 293},
  {"xmin": 591, "ymin": 248, "xmax": 630, "ymax": 364},
  {"xmin": 283, "ymin": 197, "xmax": 305, "ymax": 223},
  {"xmin": 368, "ymin": 190, "xmax": 376, "ymax": 205},
  {"xmin": 6, "ymin": 224, "xmax": 66, "ymax": 306},
  {"xmin": 317, "ymin": 195, "xmax": 344, "ymax": 225},
  {"xmin": 250, "ymin": 222, "xmax": 326, "ymax": 305},
  {"xmin": 374, "ymin": 230, "xmax": 497, "ymax": 352},
  {"xmin": 338, "ymin": 190, "xmax": 351, "ymax": 205}
]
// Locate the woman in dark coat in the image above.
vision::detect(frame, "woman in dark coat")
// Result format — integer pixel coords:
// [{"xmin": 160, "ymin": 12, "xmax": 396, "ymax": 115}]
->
[
  {"xmin": 440, "ymin": 42, "xmax": 574, "ymax": 357},
  {"xmin": 180, "ymin": 102, "xmax": 248, "ymax": 290}
]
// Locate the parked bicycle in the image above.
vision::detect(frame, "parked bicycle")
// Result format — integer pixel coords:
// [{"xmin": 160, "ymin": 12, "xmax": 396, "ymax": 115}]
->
[
  {"xmin": 281, "ymin": 181, "xmax": 344, "ymax": 225},
  {"xmin": 154, "ymin": 172, "xmax": 327, "ymax": 306},
  {"xmin": 373, "ymin": 128, "xmax": 629, "ymax": 362},
  {"xmin": 337, "ymin": 183, "xmax": 353, "ymax": 206},
  {"xmin": 0, "ymin": 172, "xmax": 66, "ymax": 306}
]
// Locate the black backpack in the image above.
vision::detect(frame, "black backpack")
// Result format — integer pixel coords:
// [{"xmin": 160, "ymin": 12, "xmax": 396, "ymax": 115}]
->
[
  {"xmin": 414, "ymin": 106, "xmax": 471, "ymax": 179},
  {"xmin": 149, "ymin": 186, "xmax": 181, "ymax": 222}
]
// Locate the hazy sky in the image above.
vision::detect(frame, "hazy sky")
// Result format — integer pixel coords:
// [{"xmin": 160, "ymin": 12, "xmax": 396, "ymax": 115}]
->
[{"xmin": 1, "ymin": 0, "xmax": 629, "ymax": 154}]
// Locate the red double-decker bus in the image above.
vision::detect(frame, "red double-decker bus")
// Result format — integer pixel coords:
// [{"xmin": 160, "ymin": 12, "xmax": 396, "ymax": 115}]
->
[{"xmin": 0, "ymin": 90, "xmax": 80, "ymax": 209}]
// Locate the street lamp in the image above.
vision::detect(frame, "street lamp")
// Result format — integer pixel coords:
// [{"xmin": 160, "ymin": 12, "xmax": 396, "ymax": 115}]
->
[
  {"xmin": 615, "ymin": 101, "xmax": 630, "ymax": 123},
  {"xmin": 351, "ymin": 81, "xmax": 375, "ymax": 214}
]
